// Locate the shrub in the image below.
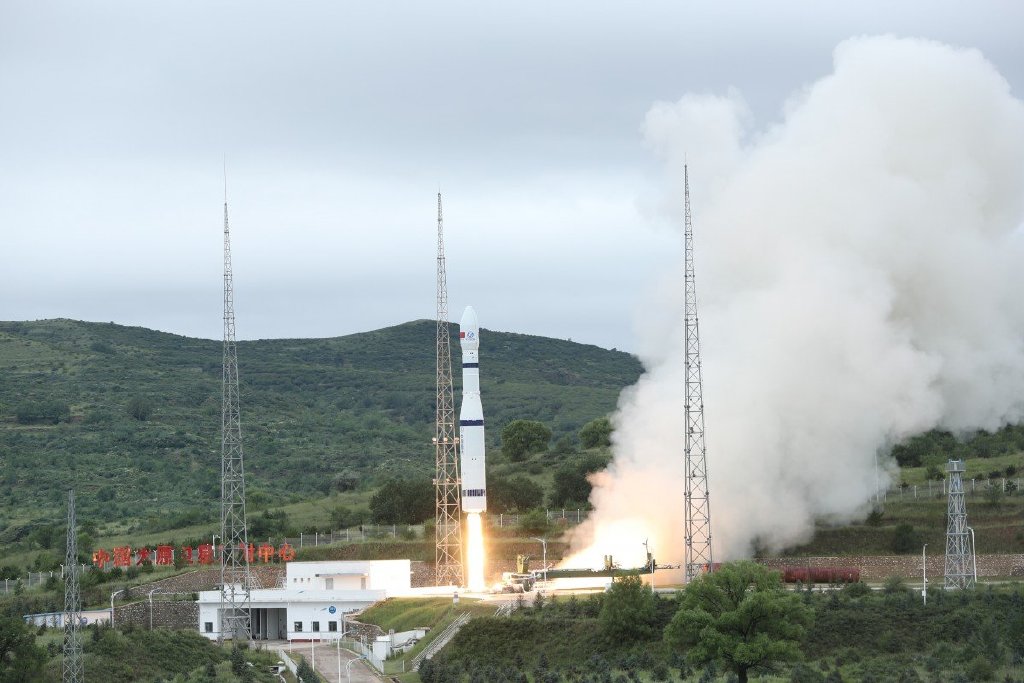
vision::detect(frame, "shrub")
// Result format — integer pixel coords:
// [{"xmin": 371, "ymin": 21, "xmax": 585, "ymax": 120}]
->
[
  {"xmin": 517, "ymin": 509, "xmax": 550, "ymax": 535},
  {"xmin": 15, "ymin": 400, "xmax": 70, "ymax": 425},
  {"xmin": 965, "ymin": 655, "xmax": 995, "ymax": 681},
  {"xmin": 891, "ymin": 523, "xmax": 921, "ymax": 553},
  {"xmin": 882, "ymin": 575, "xmax": 906, "ymax": 594},
  {"xmin": 126, "ymin": 396, "xmax": 154, "ymax": 421}
]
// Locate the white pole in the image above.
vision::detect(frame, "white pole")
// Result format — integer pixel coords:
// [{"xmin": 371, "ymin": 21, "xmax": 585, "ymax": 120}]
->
[
  {"xmin": 110, "ymin": 589, "xmax": 124, "ymax": 628},
  {"xmin": 968, "ymin": 527, "xmax": 978, "ymax": 584},
  {"xmin": 148, "ymin": 589, "xmax": 160, "ymax": 629},
  {"xmin": 533, "ymin": 537, "xmax": 547, "ymax": 587},
  {"xmin": 337, "ymin": 638, "xmax": 341, "ymax": 683},
  {"xmin": 921, "ymin": 544, "xmax": 927, "ymax": 606}
]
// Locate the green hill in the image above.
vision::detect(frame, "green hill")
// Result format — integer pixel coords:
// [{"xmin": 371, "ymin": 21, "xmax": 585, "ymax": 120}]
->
[{"xmin": 0, "ymin": 319, "xmax": 642, "ymax": 534}]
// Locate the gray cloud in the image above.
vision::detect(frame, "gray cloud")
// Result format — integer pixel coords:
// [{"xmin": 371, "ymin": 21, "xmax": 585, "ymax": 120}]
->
[{"xmin": 1, "ymin": 2, "xmax": 1021, "ymax": 350}]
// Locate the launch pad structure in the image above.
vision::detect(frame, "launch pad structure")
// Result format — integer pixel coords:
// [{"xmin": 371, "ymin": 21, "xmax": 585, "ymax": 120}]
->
[
  {"xmin": 682, "ymin": 165, "xmax": 715, "ymax": 583},
  {"xmin": 433, "ymin": 193, "xmax": 465, "ymax": 587}
]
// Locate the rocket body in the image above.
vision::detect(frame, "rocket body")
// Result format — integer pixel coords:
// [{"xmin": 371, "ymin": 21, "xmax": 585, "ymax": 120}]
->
[{"xmin": 458, "ymin": 306, "xmax": 487, "ymax": 513}]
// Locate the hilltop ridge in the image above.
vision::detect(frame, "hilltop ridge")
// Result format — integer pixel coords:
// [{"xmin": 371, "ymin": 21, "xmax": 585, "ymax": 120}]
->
[{"xmin": 0, "ymin": 318, "xmax": 642, "ymax": 529}]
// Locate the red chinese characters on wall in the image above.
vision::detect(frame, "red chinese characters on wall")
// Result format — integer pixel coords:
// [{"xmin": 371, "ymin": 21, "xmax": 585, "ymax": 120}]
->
[
  {"xmin": 155, "ymin": 545, "xmax": 174, "ymax": 566},
  {"xmin": 90, "ymin": 542, "xmax": 297, "ymax": 570}
]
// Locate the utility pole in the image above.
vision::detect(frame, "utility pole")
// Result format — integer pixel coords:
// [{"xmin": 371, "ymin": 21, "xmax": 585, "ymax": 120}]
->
[
  {"xmin": 62, "ymin": 490, "xmax": 84, "ymax": 683},
  {"xmin": 219, "ymin": 174, "xmax": 253, "ymax": 641},
  {"xmin": 683, "ymin": 165, "xmax": 714, "ymax": 583},
  {"xmin": 433, "ymin": 192, "xmax": 464, "ymax": 587}
]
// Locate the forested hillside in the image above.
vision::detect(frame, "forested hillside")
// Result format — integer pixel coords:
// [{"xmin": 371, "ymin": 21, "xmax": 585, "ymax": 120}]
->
[{"xmin": 0, "ymin": 319, "xmax": 642, "ymax": 531}]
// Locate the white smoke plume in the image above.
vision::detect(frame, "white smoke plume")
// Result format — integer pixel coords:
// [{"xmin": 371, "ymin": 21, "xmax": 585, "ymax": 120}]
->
[{"xmin": 565, "ymin": 36, "xmax": 1024, "ymax": 568}]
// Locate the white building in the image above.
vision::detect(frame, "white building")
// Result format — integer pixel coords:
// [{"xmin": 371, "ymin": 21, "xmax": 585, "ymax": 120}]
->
[{"xmin": 196, "ymin": 560, "xmax": 411, "ymax": 641}]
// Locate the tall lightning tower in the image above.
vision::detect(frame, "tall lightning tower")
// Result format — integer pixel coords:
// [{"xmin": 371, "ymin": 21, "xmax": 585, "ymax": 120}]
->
[
  {"xmin": 62, "ymin": 489, "xmax": 83, "ymax": 683},
  {"xmin": 434, "ymin": 192, "xmax": 464, "ymax": 586},
  {"xmin": 944, "ymin": 459, "xmax": 975, "ymax": 589},
  {"xmin": 683, "ymin": 165, "xmax": 714, "ymax": 583},
  {"xmin": 219, "ymin": 179, "xmax": 252, "ymax": 641}
]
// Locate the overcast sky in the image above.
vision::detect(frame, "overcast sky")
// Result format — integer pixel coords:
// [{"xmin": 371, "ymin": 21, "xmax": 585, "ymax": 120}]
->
[{"xmin": 1, "ymin": 2, "xmax": 1021, "ymax": 351}]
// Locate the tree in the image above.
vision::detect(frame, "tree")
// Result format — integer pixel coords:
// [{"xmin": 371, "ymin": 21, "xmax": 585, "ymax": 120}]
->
[
  {"xmin": 369, "ymin": 478, "xmax": 434, "ymax": 524},
  {"xmin": 664, "ymin": 561, "xmax": 813, "ymax": 683},
  {"xmin": 579, "ymin": 417, "xmax": 613, "ymax": 449},
  {"xmin": 296, "ymin": 656, "xmax": 321, "ymax": 682},
  {"xmin": 487, "ymin": 474, "xmax": 544, "ymax": 513},
  {"xmin": 599, "ymin": 575, "xmax": 658, "ymax": 644},
  {"xmin": 0, "ymin": 616, "xmax": 47, "ymax": 682},
  {"xmin": 548, "ymin": 456, "xmax": 606, "ymax": 508},
  {"xmin": 501, "ymin": 420, "xmax": 552, "ymax": 461}
]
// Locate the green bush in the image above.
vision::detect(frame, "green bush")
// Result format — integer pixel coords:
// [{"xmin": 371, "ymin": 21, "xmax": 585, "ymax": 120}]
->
[
  {"xmin": 501, "ymin": 420, "xmax": 552, "ymax": 461},
  {"xmin": 517, "ymin": 509, "xmax": 550, "ymax": 535},
  {"xmin": 891, "ymin": 523, "xmax": 920, "ymax": 553},
  {"xmin": 579, "ymin": 416, "xmax": 612, "ymax": 449},
  {"xmin": 14, "ymin": 400, "xmax": 70, "ymax": 425},
  {"xmin": 126, "ymin": 396, "xmax": 155, "ymax": 421}
]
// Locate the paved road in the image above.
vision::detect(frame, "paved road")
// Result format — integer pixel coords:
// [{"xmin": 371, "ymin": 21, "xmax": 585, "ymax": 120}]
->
[{"xmin": 280, "ymin": 642, "xmax": 382, "ymax": 683}]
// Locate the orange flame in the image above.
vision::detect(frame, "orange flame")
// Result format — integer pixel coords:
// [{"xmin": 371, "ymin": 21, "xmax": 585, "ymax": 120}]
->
[{"xmin": 466, "ymin": 512, "xmax": 486, "ymax": 591}]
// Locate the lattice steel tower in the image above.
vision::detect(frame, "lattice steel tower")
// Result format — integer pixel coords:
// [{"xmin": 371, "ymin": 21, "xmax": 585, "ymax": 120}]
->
[
  {"xmin": 62, "ymin": 489, "xmax": 83, "ymax": 683},
  {"xmin": 434, "ymin": 193, "xmax": 464, "ymax": 586},
  {"xmin": 219, "ymin": 183, "xmax": 253, "ymax": 641},
  {"xmin": 683, "ymin": 165, "xmax": 714, "ymax": 583},
  {"xmin": 944, "ymin": 459, "xmax": 975, "ymax": 589}
]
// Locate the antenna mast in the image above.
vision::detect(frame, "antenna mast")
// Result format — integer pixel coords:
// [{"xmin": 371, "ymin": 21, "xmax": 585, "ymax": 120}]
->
[
  {"xmin": 944, "ymin": 459, "xmax": 975, "ymax": 589},
  {"xmin": 62, "ymin": 489, "xmax": 83, "ymax": 683},
  {"xmin": 434, "ymin": 193, "xmax": 464, "ymax": 586},
  {"xmin": 220, "ymin": 185, "xmax": 253, "ymax": 641},
  {"xmin": 683, "ymin": 165, "xmax": 714, "ymax": 582}
]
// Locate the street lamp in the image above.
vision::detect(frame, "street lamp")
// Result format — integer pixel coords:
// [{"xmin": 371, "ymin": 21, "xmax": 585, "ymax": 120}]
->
[
  {"xmin": 921, "ymin": 544, "xmax": 927, "ymax": 606},
  {"xmin": 110, "ymin": 589, "xmax": 124, "ymax": 628},
  {"xmin": 643, "ymin": 539, "xmax": 655, "ymax": 589},
  {"xmin": 532, "ymin": 537, "xmax": 548, "ymax": 588},
  {"xmin": 148, "ymin": 588, "xmax": 164, "ymax": 630},
  {"xmin": 967, "ymin": 526, "xmax": 978, "ymax": 584},
  {"xmin": 345, "ymin": 655, "xmax": 367, "ymax": 683}
]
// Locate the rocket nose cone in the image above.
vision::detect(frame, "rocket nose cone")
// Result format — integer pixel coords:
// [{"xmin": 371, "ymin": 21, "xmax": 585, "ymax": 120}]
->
[
  {"xmin": 460, "ymin": 306, "xmax": 478, "ymax": 331},
  {"xmin": 460, "ymin": 306, "xmax": 480, "ymax": 348}
]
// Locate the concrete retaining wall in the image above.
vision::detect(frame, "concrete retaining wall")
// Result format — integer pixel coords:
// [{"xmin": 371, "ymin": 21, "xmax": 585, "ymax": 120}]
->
[
  {"xmin": 759, "ymin": 553, "xmax": 1024, "ymax": 580},
  {"xmin": 114, "ymin": 600, "xmax": 198, "ymax": 630}
]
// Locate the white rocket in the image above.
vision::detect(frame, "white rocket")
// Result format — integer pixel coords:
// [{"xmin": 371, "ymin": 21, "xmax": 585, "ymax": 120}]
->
[{"xmin": 458, "ymin": 306, "xmax": 487, "ymax": 513}]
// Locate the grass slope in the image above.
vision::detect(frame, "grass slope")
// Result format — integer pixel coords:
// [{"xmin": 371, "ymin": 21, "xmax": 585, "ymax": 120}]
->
[{"xmin": 0, "ymin": 318, "xmax": 641, "ymax": 538}]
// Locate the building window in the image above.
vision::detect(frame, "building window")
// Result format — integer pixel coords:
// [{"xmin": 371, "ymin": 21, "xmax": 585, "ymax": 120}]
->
[
  {"xmin": 328, "ymin": 621, "xmax": 338, "ymax": 632},
  {"xmin": 312, "ymin": 621, "xmax": 320, "ymax": 632},
  {"xmin": 294, "ymin": 622, "xmax": 303, "ymax": 632},
  {"xmin": 204, "ymin": 622, "xmax": 213, "ymax": 633}
]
